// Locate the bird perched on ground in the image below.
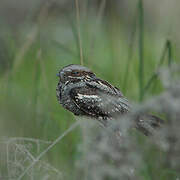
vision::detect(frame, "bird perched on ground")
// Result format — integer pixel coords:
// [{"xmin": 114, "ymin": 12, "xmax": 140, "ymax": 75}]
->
[{"xmin": 56, "ymin": 64, "xmax": 163, "ymax": 136}]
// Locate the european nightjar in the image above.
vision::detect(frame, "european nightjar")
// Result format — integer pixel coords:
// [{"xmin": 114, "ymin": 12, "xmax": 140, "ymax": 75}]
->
[{"xmin": 56, "ymin": 64, "xmax": 163, "ymax": 136}]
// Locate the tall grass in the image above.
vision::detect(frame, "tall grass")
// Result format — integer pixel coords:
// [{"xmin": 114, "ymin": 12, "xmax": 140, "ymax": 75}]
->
[
  {"xmin": 75, "ymin": 0, "xmax": 84, "ymax": 65},
  {"xmin": 144, "ymin": 39, "xmax": 173, "ymax": 95},
  {"xmin": 138, "ymin": 0, "xmax": 144, "ymax": 101}
]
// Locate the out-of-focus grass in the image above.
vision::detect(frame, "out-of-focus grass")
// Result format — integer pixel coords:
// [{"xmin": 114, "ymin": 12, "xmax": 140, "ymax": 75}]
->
[{"xmin": 0, "ymin": 1, "xmax": 180, "ymax": 179}]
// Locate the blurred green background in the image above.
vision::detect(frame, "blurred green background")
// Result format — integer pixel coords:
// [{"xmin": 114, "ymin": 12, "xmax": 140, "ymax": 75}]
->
[{"xmin": 0, "ymin": 0, "xmax": 180, "ymax": 179}]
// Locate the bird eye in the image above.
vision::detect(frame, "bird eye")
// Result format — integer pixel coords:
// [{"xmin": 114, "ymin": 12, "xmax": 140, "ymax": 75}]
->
[{"xmin": 72, "ymin": 71, "xmax": 80, "ymax": 75}]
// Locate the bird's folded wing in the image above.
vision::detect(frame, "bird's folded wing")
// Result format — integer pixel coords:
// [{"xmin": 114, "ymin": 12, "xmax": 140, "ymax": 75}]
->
[
  {"xmin": 86, "ymin": 78, "xmax": 123, "ymax": 96},
  {"xmin": 69, "ymin": 85, "xmax": 130, "ymax": 119}
]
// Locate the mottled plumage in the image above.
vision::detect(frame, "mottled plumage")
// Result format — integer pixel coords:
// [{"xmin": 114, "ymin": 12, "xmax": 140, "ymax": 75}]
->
[{"xmin": 56, "ymin": 64, "xmax": 163, "ymax": 135}]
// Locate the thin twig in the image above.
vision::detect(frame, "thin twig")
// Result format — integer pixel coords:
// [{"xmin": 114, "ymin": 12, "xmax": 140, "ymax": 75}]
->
[
  {"xmin": 14, "ymin": 144, "xmax": 36, "ymax": 161},
  {"xmin": 6, "ymin": 137, "xmax": 51, "ymax": 144},
  {"xmin": 75, "ymin": 0, "xmax": 84, "ymax": 65},
  {"xmin": 17, "ymin": 121, "xmax": 80, "ymax": 180}
]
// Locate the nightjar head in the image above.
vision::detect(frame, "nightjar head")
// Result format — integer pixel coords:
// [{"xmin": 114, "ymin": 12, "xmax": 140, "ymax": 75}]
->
[{"xmin": 57, "ymin": 64, "xmax": 96, "ymax": 84}]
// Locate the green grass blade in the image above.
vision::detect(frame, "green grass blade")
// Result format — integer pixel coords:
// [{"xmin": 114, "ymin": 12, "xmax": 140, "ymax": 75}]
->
[
  {"xmin": 167, "ymin": 40, "xmax": 173, "ymax": 67},
  {"xmin": 144, "ymin": 40, "xmax": 173, "ymax": 94},
  {"xmin": 122, "ymin": 10, "xmax": 137, "ymax": 93},
  {"xmin": 138, "ymin": 0, "xmax": 144, "ymax": 101}
]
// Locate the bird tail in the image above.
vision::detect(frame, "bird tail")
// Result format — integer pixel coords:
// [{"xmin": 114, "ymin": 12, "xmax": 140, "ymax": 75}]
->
[{"xmin": 135, "ymin": 114, "xmax": 164, "ymax": 136}]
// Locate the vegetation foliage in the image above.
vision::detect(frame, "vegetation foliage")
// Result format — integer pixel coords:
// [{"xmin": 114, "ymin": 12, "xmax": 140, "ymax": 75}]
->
[{"xmin": 0, "ymin": 0, "xmax": 180, "ymax": 179}]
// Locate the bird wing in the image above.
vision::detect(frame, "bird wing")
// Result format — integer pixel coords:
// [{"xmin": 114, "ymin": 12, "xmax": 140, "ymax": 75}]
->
[
  {"xmin": 69, "ymin": 83, "xmax": 130, "ymax": 121},
  {"xmin": 86, "ymin": 78, "xmax": 124, "ymax": 96},
  {"xmin": 86, "ymin": 78, "xmax": 130, "ymax": 112}
]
